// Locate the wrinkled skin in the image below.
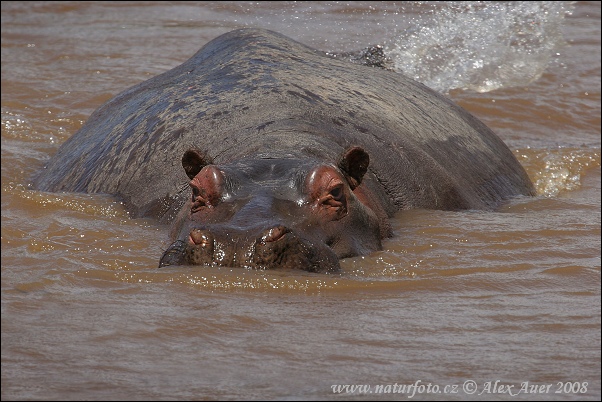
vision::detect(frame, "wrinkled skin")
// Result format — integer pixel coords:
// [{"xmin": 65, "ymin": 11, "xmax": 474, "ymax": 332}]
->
[{"xmin": 34, "ymin": 28, "xmax": 535, "ymax": 272}]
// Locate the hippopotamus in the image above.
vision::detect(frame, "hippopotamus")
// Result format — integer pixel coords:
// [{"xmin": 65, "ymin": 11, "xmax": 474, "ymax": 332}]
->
[{"xmin": 34, "ymin": 28, "xmax": 535, "ymax": 272}]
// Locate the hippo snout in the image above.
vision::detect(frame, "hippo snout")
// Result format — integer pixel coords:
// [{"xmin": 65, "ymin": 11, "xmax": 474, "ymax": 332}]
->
[
  {"xmin": 190, "ymin": 229, "xmax": 214, "ymax": 248},
  {"xmin": 159, "ymin": 225, "xmax": 340, "ymax": 273},
  {"xmin": 260, "ymin": 225, "xmax": 290, "ymax": 243},
  {"xmin": 254, "ymin": 225, "xmax": 341, "ymax": 272}
]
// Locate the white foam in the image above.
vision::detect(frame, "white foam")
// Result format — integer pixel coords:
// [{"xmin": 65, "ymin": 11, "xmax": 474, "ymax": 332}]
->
[{"xmin": 385, "ymin": 1, "xmax": 574, "ymax": 93}]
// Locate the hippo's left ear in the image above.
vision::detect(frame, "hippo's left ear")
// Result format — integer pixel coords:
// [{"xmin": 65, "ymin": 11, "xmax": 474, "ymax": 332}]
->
[
  {"xmin": 182, "ymin": 149, "xmax": 213, "ymax": 179},
  {"xmin": 337, "ymin": 146, "xmax": 369, "ymax": 190}
]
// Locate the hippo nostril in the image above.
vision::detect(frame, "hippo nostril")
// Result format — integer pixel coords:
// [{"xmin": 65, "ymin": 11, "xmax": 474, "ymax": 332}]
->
[
  {"xmin": 261, "ymin": 225, "xmax": 290, "ymax": 243},
  {"xmin": 190, "ymin": 229, "xmax": 214, "ymax": 248},
  {"xmin": 187, "ymin": 229, "xmax": 215, "ymax": 266}
]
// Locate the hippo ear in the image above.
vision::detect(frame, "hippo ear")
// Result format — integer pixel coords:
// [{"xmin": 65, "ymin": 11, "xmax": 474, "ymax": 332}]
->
[
  {"xmin": 182, "ymin": 149, "xmax": 213, "ymax": 179},
  {"xmin": 337, "ymin": 146, "xmax": 369, "ymax": 190}
]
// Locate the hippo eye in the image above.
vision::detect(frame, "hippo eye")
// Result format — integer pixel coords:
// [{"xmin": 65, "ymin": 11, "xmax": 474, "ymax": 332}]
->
[
  {"xmin": 189, "ymin": 182, "xmax": 203, "ymax": 202},
  {"xmin": 189, "ymin": 184, "xmax": 207, "ymax": 212},
  {"xmin": 323, "ymin": 183, "xmax": 346, "ymax": 217},
  {"xmin": 306, "ymin": 165, "xmax": 348, "ymax": 220},
  {"xmin": 191, "ymin": 185, "xmax": 200, "ymax": 199},
  {"xmin": 188, "ymin": 166, "xmax": 224, "ymax": 211},
  {"xmin": 189, "ymin": 180, "xmax": 214, "ymax": 213},
  {"xmin": 329, "ymin": 184, "xmax": 344, "ymax": 201}
]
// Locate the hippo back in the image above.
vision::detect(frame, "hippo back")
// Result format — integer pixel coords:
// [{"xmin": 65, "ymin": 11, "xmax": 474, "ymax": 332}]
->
[{"xmin": 34, "ymin": 28, "xmax": 534, "ymax": 221}]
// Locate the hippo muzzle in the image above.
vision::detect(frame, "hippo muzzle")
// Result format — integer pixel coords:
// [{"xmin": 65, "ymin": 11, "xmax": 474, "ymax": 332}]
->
[{"xmin": 159, "ymin": 224, "xmax": 341, "ymax": 272}]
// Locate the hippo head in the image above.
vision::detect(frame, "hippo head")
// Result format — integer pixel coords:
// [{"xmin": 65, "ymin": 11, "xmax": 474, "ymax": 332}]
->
[{"xmin": 159, "ymin": 146, "xmax": 383, "ymax": 272}]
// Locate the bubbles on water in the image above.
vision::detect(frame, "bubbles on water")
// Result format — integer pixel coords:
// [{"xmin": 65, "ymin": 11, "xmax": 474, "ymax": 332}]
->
[{"xmin": 385, "ymin": 1, "xmax": 574, "ymax": 93}]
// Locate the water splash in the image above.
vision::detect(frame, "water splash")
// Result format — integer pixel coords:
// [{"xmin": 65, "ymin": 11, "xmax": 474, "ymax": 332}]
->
[
  {"xmin": 516, "ymin": 147, "xmax": 601, "ymax": 197},
  {"xmin": 386, "ymin": 1, "xmax": 574, "ymax": 93}
]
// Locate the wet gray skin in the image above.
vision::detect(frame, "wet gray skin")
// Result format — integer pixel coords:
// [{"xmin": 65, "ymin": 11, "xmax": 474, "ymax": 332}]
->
[{"xmin": 159, "ymin": 150, "xmax": 383, "ymax": 273}]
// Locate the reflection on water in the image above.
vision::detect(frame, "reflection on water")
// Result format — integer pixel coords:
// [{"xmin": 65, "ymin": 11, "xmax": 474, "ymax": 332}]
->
[{"xmin": 1, "ymin": 1, "xmax": 600, "ymax": 400}]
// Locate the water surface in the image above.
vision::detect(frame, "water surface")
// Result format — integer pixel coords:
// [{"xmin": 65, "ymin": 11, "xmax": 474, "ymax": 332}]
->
[{"xmin": 1, "ymin": 1, "xmax": 600, "ymax": 400}]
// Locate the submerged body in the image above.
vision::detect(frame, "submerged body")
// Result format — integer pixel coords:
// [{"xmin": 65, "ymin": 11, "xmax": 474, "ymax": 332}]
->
[{"xmin": 34, "ymin": 28, "xmax": 535, "ymax": 272}]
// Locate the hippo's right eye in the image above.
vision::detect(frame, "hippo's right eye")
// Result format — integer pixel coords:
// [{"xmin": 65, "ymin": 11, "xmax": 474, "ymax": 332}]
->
[
  {"xmin": 329, "ymin": 184, "xmax": 344, "ymax": 201},
  {"xmin": 190, "ymin": 182, "xmax": 208, "ymax": 212},
  {"xmin": 188, "ymin": 166, "xmax": 224, "ymax": 212},
  {"xmin": 306, "ymin": 165, "xmax": 349, "ymax": 221}
]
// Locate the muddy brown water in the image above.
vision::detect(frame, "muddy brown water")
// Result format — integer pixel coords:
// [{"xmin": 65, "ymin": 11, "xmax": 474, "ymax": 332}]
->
[{"xmin": 1, "ymin": 2, "xmax": 600, "ymax": 400}]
